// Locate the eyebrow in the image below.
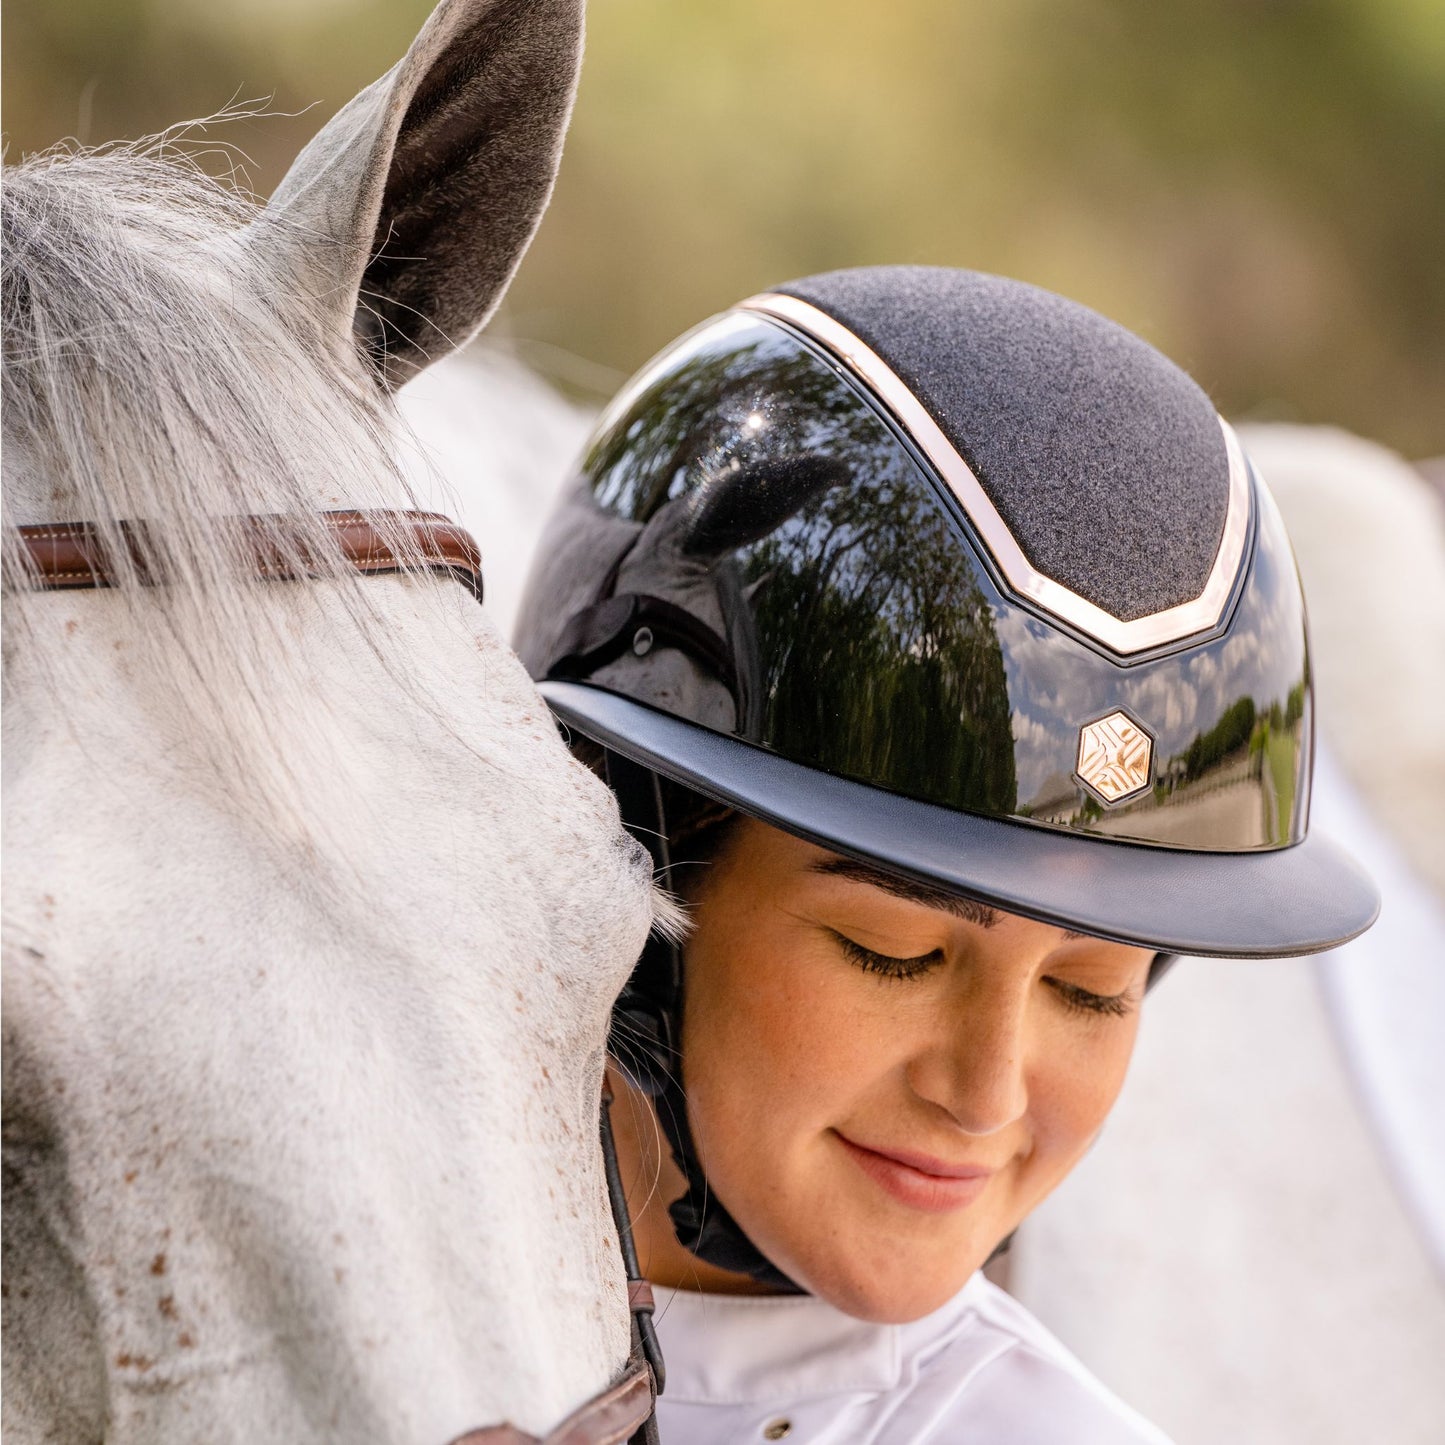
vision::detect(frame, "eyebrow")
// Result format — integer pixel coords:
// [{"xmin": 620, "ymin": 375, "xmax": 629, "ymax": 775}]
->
[{"xmin": 808, "ymin": 857, "xmax": 1089, "ymax": 940}]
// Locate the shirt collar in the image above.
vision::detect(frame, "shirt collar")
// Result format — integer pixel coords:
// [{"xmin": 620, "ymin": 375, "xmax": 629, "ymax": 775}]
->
[{"xmin": 653, "ymin": 1274, "xmax": 988, "ymax": 1406}]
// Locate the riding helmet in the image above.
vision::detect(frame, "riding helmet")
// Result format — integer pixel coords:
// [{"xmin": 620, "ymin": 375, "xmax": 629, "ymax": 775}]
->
[{"xmin": 515, "ymin": 265, "xmax": 1378, "ymax": 957}]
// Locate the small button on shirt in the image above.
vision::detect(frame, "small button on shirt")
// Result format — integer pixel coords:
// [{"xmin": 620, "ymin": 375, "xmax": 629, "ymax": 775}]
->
[{"xmin": 652, "ymin": 1273, "xmax": 1174, "ymax": 1444}]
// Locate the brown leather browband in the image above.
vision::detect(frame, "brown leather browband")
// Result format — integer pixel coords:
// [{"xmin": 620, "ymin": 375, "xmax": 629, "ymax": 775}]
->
[{"xmin": 12, "ymin": 510, "xmax": 484, "ymax": 601}]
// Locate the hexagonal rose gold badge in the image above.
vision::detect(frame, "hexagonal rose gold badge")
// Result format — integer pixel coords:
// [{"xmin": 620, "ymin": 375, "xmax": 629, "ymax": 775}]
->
[{"xmin": 1076, "ymin": 710, "xmax": 1153, "ymax": 805}]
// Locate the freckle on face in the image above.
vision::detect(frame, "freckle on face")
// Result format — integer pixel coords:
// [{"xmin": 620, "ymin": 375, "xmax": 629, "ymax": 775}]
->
[{"xmin": 677, "ymin": 819, "xmax": 1148, "ymax": 1323}]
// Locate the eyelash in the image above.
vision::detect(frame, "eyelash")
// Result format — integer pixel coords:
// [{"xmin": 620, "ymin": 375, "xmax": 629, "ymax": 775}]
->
[
  {"xmin": 1045, "ymin": 979, "xmax": 1136, "ymax": 1018},
  {"xmin": 833, "ymin": 932, "xmax": 1136, "ymax": 1017},
  {"xmin": 833, "ymin": 933, "xmax": 942, "ymax": 981}
]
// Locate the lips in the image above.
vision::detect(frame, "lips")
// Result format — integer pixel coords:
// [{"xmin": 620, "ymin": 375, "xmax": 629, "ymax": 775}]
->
[{"xmin": 833, "ymin": 1131, "xmax": 994, "ymax": 1214}]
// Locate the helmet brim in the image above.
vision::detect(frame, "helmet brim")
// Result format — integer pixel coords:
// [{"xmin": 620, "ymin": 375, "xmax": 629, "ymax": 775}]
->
[{"xmin": 544, "ymin": 680, "xmax": 1380, "ymax": 959}]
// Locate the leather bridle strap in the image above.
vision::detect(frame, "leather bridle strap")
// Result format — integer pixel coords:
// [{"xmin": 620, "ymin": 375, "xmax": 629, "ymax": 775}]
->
[
  {"xmin": 12, "ymin": 510, "xmax": 484, "ymax": 601},
  {"xmin": 440, "ymin": 1091, "xmax": 661, "ymax": 1445},
  {"xmin": 450, "ymin": 1361, "xmax": 655, "ymax": 1445}
]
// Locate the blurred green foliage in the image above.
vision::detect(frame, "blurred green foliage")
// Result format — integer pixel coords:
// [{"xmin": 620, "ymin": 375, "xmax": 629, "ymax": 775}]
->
[{"xmin": 5, "ymin": 0, "xmax": 1443, "ymax": 455}]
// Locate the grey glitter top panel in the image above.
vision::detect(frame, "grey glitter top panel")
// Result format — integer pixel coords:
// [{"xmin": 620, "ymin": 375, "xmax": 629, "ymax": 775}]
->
[{"xmin": 774, "ymin": 266, "xmax": 1229, "ymax": 623}]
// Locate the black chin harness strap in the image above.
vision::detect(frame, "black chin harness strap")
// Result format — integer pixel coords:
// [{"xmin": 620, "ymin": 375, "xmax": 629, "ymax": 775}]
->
[{"xmin": 604, "ymin": 751, "xmax": 806, "ymax": 1296}]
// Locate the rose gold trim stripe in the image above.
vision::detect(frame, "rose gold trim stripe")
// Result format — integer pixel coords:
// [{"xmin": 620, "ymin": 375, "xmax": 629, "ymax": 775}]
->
[{"xmin": 738, "ymin": 292, "xmax": 1251, "ymax": 655}]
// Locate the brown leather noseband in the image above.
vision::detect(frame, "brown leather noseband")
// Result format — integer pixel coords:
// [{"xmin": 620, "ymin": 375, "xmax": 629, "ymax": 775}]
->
[{"xmin": 12, "ymin": 508, "xmax": 661, "ymax": 1445}]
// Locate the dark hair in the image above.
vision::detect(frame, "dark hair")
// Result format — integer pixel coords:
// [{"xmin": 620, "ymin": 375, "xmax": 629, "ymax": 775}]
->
[
  {"xmin": 569, "ymin": 735, "xmax": 739, "ymax": 896},
  {"xmin": 658, "ymin": 779, "xmax": 739, "ymax": 899}
]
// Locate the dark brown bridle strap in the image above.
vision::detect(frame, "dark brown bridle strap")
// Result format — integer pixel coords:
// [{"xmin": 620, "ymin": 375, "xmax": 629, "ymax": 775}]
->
[
  {"xmin": 12, "ymin": 510, "xmax": 484, "ymax": 601},
  {"xmin": 449, "ymin": 1361, "xmax": 654, "ymax": 1445}
]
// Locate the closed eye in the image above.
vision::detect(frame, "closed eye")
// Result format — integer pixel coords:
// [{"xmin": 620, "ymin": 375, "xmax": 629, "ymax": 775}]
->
[
  {"xmin": 1045, "ymin": 977, "xmax": 1137, "ymax": 1018},
  {"xmin": 832, "ymin": 931, "xmax": 944, "ymax": 981}
]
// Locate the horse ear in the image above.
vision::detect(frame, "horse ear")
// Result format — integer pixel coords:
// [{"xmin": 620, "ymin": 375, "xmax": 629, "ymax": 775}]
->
[{"xmin": 257, "ymin": 0, "xmax": 582, "ymax": 389}]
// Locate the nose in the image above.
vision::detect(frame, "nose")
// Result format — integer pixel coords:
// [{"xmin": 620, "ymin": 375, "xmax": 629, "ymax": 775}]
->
[{"xmin": 905, "ymin": 981, "xmax": 1030, "ymax": 1136}]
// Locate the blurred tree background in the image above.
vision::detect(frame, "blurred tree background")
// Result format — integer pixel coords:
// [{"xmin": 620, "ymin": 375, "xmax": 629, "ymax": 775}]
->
[{"xmin": 5, "ymin": 0, "xmax": 1443, "ymax": 456}]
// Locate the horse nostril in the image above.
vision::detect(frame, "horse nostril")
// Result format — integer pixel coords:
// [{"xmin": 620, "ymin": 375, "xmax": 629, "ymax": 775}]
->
[{"xmin": 620, "ymin": 832, "xmax": 651, "ymax": 876}]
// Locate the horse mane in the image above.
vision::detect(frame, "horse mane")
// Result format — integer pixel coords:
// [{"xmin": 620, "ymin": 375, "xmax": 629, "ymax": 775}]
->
[{"xmin": 1, "ymin": 126, "xmax": 449, "ymax": 836}]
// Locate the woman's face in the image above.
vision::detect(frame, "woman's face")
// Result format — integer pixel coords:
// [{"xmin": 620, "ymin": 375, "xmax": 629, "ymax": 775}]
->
[{"xmin": 679, "ymin": 818, "xmax": 1155, "ymax": 1323}]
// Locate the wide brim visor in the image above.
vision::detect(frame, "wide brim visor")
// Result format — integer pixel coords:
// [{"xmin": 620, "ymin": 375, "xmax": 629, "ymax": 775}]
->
[{"xmin": 544, "ymin": 681, "xmax": 1380, "ymax": 959}]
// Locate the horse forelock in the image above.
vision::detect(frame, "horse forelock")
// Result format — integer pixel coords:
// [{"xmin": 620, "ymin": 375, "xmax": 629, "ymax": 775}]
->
[
  {"xmin": 1, "ymin": 133, "xmax": 399, "ymax": 513},
  {"xmin": 0, "ymin": 131, "xmax": 459, "ymax": 845}
]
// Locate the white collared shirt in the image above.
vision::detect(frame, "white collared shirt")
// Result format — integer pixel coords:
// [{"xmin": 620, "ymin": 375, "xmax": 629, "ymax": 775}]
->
[{"xmin": 652, "ymin": 1273, "xmax": 1174, "ymax": 1444}]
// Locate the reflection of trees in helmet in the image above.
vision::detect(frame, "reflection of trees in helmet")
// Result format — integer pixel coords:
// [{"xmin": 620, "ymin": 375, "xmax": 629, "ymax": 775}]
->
[
  {"xmin": 1180, "ymin": 696, "xmax": 1257, "ymax": 779},
  {"xmin": 587, "ymin": 321, "xmax": 889, "ymax": 527},
  {"xmin": 582, "ymin": 315, "xmax": 1016, "ymax": 814},
  {"xmin": 1155, "ymin": 676, "xmax": 1309, "ymax": 844},
  {"xmin": 745, "ymin": 449, "xmax": 1018, "ymax": 817},
  {"xmin": 586, "ymin": 314, "xmax": 1018, "ymax": 816},
  {"xmin": 581, "ymin": 323, "xmax": 872, "ymax": 734}
]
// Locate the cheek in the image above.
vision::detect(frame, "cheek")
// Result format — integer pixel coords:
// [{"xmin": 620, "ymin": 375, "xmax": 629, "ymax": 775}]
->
[
  {"xmin": 681, "ymin": 921, "xmax": 884, "ymax": 1164},
  {"xmin": 1025, "ymin": 1013, "xmax": 1141, "ymax": 1172}
]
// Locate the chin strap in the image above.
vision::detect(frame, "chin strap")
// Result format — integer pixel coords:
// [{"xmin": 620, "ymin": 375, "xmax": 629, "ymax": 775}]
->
[
  {"xmin": 616, "ymin": 998, "xmax": 805, "ymax": 1295},
  {"xmin": 604, "ymin": 750, "xmax": 806, "ymax": 1295},
  {"xmin": 1147, "ymin": 952, "xmax": 1179, "ymax": 988}
]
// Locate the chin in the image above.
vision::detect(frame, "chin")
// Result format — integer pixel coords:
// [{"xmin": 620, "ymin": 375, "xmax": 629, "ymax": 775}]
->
[{"xmin": 785, "ymin": 1245, "xmax": 982, "ymax": 1324}]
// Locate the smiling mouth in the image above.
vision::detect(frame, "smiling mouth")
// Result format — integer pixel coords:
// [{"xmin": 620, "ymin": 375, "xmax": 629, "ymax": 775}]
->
[{"xmin": 833, "ymin": 1131, "xmax": 993, "ymax": 1214}]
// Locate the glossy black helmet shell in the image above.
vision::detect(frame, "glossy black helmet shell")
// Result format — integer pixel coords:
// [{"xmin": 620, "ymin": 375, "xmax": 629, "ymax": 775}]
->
[{"xmin": 515, "ymin": 266, "xmax": 1379, "ymax": 957}]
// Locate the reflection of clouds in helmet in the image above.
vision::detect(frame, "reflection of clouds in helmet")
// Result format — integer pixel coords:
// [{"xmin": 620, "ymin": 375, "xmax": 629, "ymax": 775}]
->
[
  {"xmin": 1121, "ymin": 671, "xmax": 1198, "ymax": 755},
  {"xmin": 1186, "ymin": 648, "xmax": 1220, "ymax": 688},
  {"xmin": 1010, "ymin": 708, "xmax": 1057, "ymax": 802},
  {"xmin": 989, "ymin": 485, "xmax": 1309, "ymax": 842},
  {"xmin": 993, "ymin": 610, "xmax": 1077, "ymax": 722}
]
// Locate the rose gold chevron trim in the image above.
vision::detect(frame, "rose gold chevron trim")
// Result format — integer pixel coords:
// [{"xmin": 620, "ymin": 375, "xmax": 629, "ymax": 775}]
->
[{"xmin": 738, "ymin": 292, "xmax": 1251, "ymax": 655}]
